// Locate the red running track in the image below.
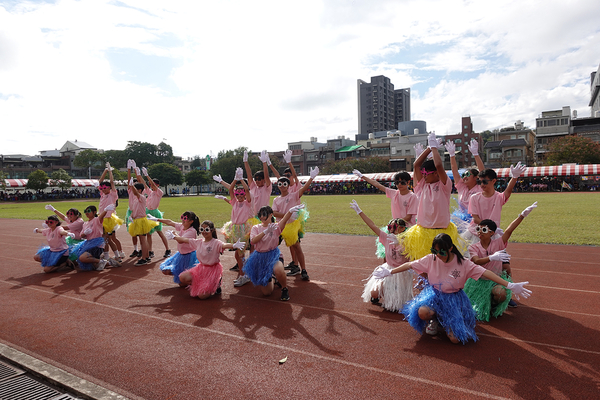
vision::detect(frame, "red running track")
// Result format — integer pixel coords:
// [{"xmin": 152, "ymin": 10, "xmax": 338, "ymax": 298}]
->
[{"xmin": 0, "ymin": 218, "xmax": 599, "ymax": 399}]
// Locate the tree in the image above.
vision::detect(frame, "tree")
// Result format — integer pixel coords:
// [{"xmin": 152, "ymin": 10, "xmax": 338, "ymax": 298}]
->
[
  {"xmin": 321, "ymin": 156, "xmax": 391, "ymax": 174},
  {"xmin": 0, "ymin": 170, "xmax": 8, "ymax": 191},
  {"xmin": 156, "ymin": 141, "xmax": 174, "ymax": 164},
  {"xmin": 125, "ymin": 141, "xmax": 159, "ymax": 167},
  {"xmin": 103, "ymin": 150, "xmax": 128, "ymax": 170},
  {"xmin": 73, "ymin": 149, "xmax": 103, "ymax": 169},
  {"xmin": 26, "ymin": 169, "xmax": 49, "ymax": 190},
  {"xmin": 50, "ymin": 168, "xmax": 72, "ymax": 190},
  {"xmin": 148, "ymin": 163, "xmax": 183, "ymax": 192},
  {"xmin": 546, "ymin": 136, "xmax": 600, "ymax": 165},
  {"xmin": 185, "ymin": 169, "xmax": 210, "ymax": 193},
  {"xmin": 209, "ymin": 147, "xmax": 249, "ymax": 183}
]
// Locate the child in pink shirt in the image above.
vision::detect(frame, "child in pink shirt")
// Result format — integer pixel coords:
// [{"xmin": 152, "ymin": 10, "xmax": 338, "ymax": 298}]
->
[
  {"xmin": 127, "ymin": 165, "xmax": 159, "ymax": 266},
  {"xmin": 73, "ymin": 205, "xmax": 113, "ymax": 271},
  {"xmin": 33, "ymin": 215, "xmax": 74, "ymax": 273},
  {"xmin": 156, "ymin": 211, "xmax": 200, "ymax": 286},
  {"xmin": 139, "ymin": 167, "xmax": 171, "ymax": 259},
  {"xmin": 97, "ymin": 163, "xmax": 125, "ymax": 260}
]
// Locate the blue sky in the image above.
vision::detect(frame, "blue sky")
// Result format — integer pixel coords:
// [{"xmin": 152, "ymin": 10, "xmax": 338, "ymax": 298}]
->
[{"xmin": 1, "ymin": 0, "xmax": 599, "ymax": 159}]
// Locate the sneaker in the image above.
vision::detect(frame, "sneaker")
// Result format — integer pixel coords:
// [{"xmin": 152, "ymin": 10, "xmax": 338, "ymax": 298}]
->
[
  {"xmin": 370, "ymin": 297, "xmax": 381, "ymax": 305},
  {"xmin": 107, "ymin": 257, "xmax": 122, "ymax": 268},
  {"xmin": 119, "ymin": 251, "xmax": 126, "ymax": 259},
  {"xmin": 284, "ymin": 261, "xmax": 296, "ymax": 270},
  {"xmin": 135, "ymin": 258, "xmax": 149, "ymax": 266},
  {"xmin": 96, "ymin": 259, "xmax": 108, "ymax": 271},
  {"xmin": 286, "ymin": 265, "xmax": 301, "ymax": 276},
  {"xmin": 163, "ymin": 250, "xmax": 172, "ymax": 258},
  {"xmin": 301, "ymin": 269, "xmax": 309, "ymax": 281},
  {"xmin": 233, "ymin": 275, "xmax": 251, "ymax": 287},
  {"xmin": 149, "ymin": 251, "xmax": 155, "ymax": 258},
  {"xmin": 280, "ymin": 287, "xmax": 290, "ymax": 301},
  {"xmin": 129, "ymin": 250, "xmax": 140, "ymax": 258},
  {"xmin": 215, "ymin": 286, "xmax": 222, "ymax": 295},
  {"xmin": 426, "ymin": 320, "xmax": 439, "ymax": 335},
  {"xmin": 508, "ymin": 300, "xmax": 518, "ymax": 308},
  {"xmin": 229, "ymin": 264, "xmax": 239, "ymax": 272}
]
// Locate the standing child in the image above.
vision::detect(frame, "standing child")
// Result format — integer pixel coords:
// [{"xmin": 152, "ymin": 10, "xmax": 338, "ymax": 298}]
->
[
  {"xmin": 33, "ymin": 215, "xmax": 75, "ymax": 273},
  {"xmin": 140, "ymin": 167, "xmax": 171, "ymax": 258},
  {"xmin": 176, "ymin": 221, "xmax": 245, "ymax": 299},
  {"xmin": 349, "ymin": 200, "xmax": 414, "ymax": 312},
  {"xmin": 97, "ymin": 162, "xmax": 125, "ymax": 261}
]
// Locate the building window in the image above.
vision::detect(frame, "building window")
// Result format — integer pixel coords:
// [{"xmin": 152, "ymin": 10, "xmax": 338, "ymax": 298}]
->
[{"xmin": 455, "ymin": 139, "xmax": 462, "ymax": 144}]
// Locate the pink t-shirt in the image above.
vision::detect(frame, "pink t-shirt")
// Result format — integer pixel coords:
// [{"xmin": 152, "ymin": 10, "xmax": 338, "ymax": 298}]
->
[
  {"xmin": 188, "ymin": 238, "xmax": 224, "ymax": 266},
  {"xmin": 455, "ymin": 180, "xmax": 482, "ymax": 211},
  {"xmin": 385, "ymin": 188, "xmax": 418, "ymax": 225},
  {"xmin": 410, "ymin": 254, "xmax": 487, "ymax": 293},
  {"xmin": 272, "ymin": 190, "xmax": 301, "ymax": 218},
  {"xmin": 249, "ymin": 181, "xmax": 272, "ymax": 215},
  {"xmin": 99, "ymin": 190, "xmax": 118, "ymax": 218},
  {"xmin": 251, "ymin": 223, "xmax": 283, "ymax": 253},
  {"xmin": 231, "ymin": 200, "xmax": 253, "ymax": 224},
  {"xmin": 468, "ymin": 237, "xmax": 507, "ymax": 276},
  {"xmin": 468, "ymin": 191, "xmax": 507, "ymax": 227},
  {"xmin": 43, "ymin": 227, "xmax": 68, "ymax": 251},
  {"xmin": 378, "ymin": 231, "xmax": 408, "ymax": 268},
  {"xmin": 414, "ymin": 178, "xmax": 453, "ymax": 228},
  {"xmin": 67, "ymin": 218, "xmax": 84, "ymax": 240},
  {"xmin": 82, "ymin": 217, "xmax": 104, "ymax": 241},
  {"xmin": 176, "ymin": 224, "xmax": 198, "ymax": 254},
  {"xmin": 128, "ymin": 188, "xmax": 147, "ymax": 219},
  {"xmin": 288, "ymin": 182, "xmax": 300, "ymax": 193},
  {"xmin": 144, "ymin": 187, "xmax": 163, "ymax": 210}
]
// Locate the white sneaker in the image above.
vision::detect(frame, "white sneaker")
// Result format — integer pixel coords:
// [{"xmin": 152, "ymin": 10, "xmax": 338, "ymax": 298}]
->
[
  {"xmin": 426, "ymin": 319, "xmax": 439, "ymax": 335},
  {"xmin": 233, "ymin": 275, "xmax": 251, "ymax": 287},
  {"xmin": 107, "ymin": 257, "xmax": 121, "ymax": 268},
  {"xmin": 96, "ymin": 259, "xmax": 108, "ymax": 271}
]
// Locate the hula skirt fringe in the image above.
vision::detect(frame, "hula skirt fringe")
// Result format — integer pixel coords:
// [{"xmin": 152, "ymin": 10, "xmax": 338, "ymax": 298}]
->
[
  {"xmin": 450, "ymin": 198, "xmax": 472, "ymax": 235},
  {"xmin": 375, "ymin": 226, "xmax": 388, "ymax": 259},
  {"xmin": 125, "ymin": 208, "xmax": 132, "ymax": 228},
  {"xmin": 160, "ymin": 251, "xmax": 198, "ymax": 284},
  {"xmin": 128, "ymin": 217, "xmax": 159, "ymax": 237},
  {"xmin": 187, "ymin": 262, "xmax": 223, "ymax": 297},
  {"xmin": 66, "ymin": 238, "xmax": 84, "ymax": 261},
  {"xmin": 221, "ymin": 219, "xmax": 253, "ymax": 243},
  {"xmin": 464, "ymin": 272, "xmax": 513, "ymax": 321},
  {"xmin": 74, "ymin": 237, "xmax": 105, "ymax": 271},
  {"xmin": 401, "ymin": 285, "xmax": 478, "ymax": 344},
  {"xmin": 297, "ymin": 206, "xmax": 309, "ymax": 238},
  {"xmin": 399, "ymin": 223, "xmax": 467, "ymax": 261},
  {"xmin": 103, "ymin": 213, "xmax": 124, "ymax": 234},
  {"xmin": 243, "ymin": 247, "xmax": 281, "ymax": 286},
  {"xmin": 361, "ymin": 263, "xmax": 415, "ymax": 312},
  {"xmin": 36, "ymin": 247, "xmax": 69, "ymax": 267},
  {"xmin": 146, "ymin": 208, "xmax": 164, "ymax": 234}
]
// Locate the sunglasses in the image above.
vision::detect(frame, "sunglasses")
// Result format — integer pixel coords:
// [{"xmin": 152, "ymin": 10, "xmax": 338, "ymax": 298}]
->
[
  {"xmin": 99, "ymin": 186, "xmax": 110, "ymax": 190},
  {"xmin": 84, "ymin": 209, "xmax": 93, "ymax": 213},
  {"xmin": 475, "ymin": 226, "xmax": 491, "ymax": 234},
  {"xmin": 199, "ymin": 227, "xmax": 212, "ymax": 233},
  {"xmin": 45, "ymin": 220, "xmax": 56, "ymax": 224},
  {"xmin": 387, "ymin": 223, "xmax": 406, "ymax": 232},
  {"xmin": 430, "ymin": 248, "xmax": 448, "ymax": 257},
  {"xmin": 477, "ymin": 179, "xmax": 491, "ymax": 185},
  {"xmin": 420, "ymin": 169, "xmax": 437, "ymax": 176},
  {"xmin": 277, "ymin": 182, "xmax": 289, "ymax": 187},
  {"xmin": 234, "ymin": 191, "xmax": 245, "ymax": 196},
  {"xmin": 395, "ymin": 180, "xmax": 408, "ymax": 186},
  {"xmin": 461, "ymin": 171, "xmax": 471, "ymax": 178},
  {"xmin": 180, "ymin": 215, "xmax": 189, "ymax": 221}
]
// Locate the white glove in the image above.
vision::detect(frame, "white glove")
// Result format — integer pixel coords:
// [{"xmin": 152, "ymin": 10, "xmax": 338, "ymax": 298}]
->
[
  {"xmin": 283, "ymin": 149, "xmax": 292, "ymax": 164},
  {"xmin": 372, "ymin": 266, "xmax": 392, "ymax": 279},
  {"xmin": 146, "ymin": 214, "xmax": 158, "ymax": 221},
  {"xmin": 105, "ymin": 162, "xmax": 111, "ymax": 169},
  {"xmin": 130, "ymin": 159, "xmax": 137, "ymax": 169},
  {"xmin": 445, "ymin": 141, "xmax": 456, "ymax": 157},
  {"xmin": 164, "ymin": 230, "xmax": 175, "ymax": 240},
  {"xmin": 232, "ymin": 239, "xmax": 246, "ymax": 250},
  {"xmin": 134, "ymin": 167, "xmax": 140, "ymax": 176},
  {"xmin": 386, "ymin": 233, "xmax": 399, "ymax": 246},
  {"xmin": 263, "ymin": 223, "xmax": 277, "ymax": 235},
  {"xmin": 520, "ymin": 201, "xmax": 538, "ymax": 218},
  {"xmin": 83, "ymin": 228, "xmax": 92, "ymax": 235},
  {"xmin": 126, "ymin": 159, "xmax": 132, "ymax": 169},
  {"xmin": 489, "ymin": 250, "xmax": 511, "ymax": 263},
  {"xmin": 213, "ymin": 174, "xmax": 223, "ymax": 183},
  {"xmin": 67, "ymin": 232, "xmax": 76, "ymax": 239},
  {"xmin": 267, "ymin": 155, "xmax": 272, "ymax": 166},
  {"xmin": 427, "ymin": 132, "xmax": 438, "ymax": 148},
  {"xmin": 258, "ymin": 150, "xmax": 269, "ymax": 163},
  {"xmin": 243, "ymin": 150, "xmax": 248, "ymax": 163},
  {"xmin": 289, "ymin": 204, "xmax": 305, "ymax": 214},
  {"xmin": 214, "ymin": 195, "xmax": 227, "ymax": 200},
  {"xmin": 33, "ymin": 228, "xmax": 39, "ymax": 233},
  {"xmin": 129, "ymin": 177, "xmax": 135, "ymax": 186},
  {"xmin": 93, "ymin": 181, "xmax": 99, "ymax": 188},
  {"xmin": 104, "ymin": 204, "xmax": 116, "ymax": 212},
  {"xmin": 507, "ymin": 281, "xmax": 532, "ymax": 300},
  {"xmin": 349, "ymin": 200, "xmax": 362, "ymax": 215},
  {"xmin": 234, "ymin": 167, "xmax": 244, "ymax": 181},
  {"xmin": 467, "ymin": 139, "xmax": 479, "ymax": 156},
  {"xmin": 510, "ymin": 162, "xmax": 526, "ymax": 178},
  {"xmin": 309, "ymin": 166, "xmax": 319, "ymax": 179},
  {"xmin": 414, "ymin": 143, "xmax": 425, "ymax": 158},
  {"xmin": 42, "ymin": 223, "xmax": 48, "ymax": 229},
  {"xmin": 352, "ymin": 169, "xmax": 363, "ymax": 178},
  {"xmin": 142, "ymin": 167, "xmax": 149, "ymax": 176},
  {"xmin": 45, "ymin": 204, "xmax": 55, "ymax": 211}
]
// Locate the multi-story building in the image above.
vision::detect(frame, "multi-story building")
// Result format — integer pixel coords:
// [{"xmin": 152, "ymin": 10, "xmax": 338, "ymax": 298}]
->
[
  {"xmin": 590, "ymin": 63, "xmax": 600, "ymax": 118},
  {"xmin": 535, "ymin": 106, "xmax": 572, "ymax": 165},
  {"xmin": 483, "ymin": 121, "xmax": 535, "ymax": 168},
  {"xmin": 442, "ymin": 116, "xmax": 481, "ymax": 169},
  {"xmin": 357, "ymin": 75, "xmax": 411, "ymax": 135}
]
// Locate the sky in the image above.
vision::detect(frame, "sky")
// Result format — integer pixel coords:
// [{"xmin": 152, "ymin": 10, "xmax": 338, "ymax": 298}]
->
[{"xmin": 1, "ymin": 0, "xmax": 600, "ymax": 160}]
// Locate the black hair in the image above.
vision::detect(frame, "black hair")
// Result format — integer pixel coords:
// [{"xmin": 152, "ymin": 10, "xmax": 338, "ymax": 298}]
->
[
  {"xmin": 67, "ymin": 208, "xmax": 82, "ymax": 219},
  {"xmin": 278, "ymin": 177, "xmax": 290, "ymax": 185},
  {"xmin": 387, "ymin": 218, "xmax": 406, "ymax": 234},
  {"xmin": 47, "ymin": 215, "xmax": 61, "ymax": 226},
  {"xmin": 253, "ymin": 171, "xmax": 265, "ymax": 180},
  {"xmin": 258, "ymin": 206, "xmax": 276, "ymax": 222},
  {"xmin": 134, "ymin": 182, "xmax": 144, "ymax": 191},
  {"xmin": 394, "ymin": 171, "xmax": 411, "ymax": 182},
  {"xmin": 283, "ymin": 168, "xmax": 292, "ymax": 175},
  {"xmin": 422, "ymin": 160, "xmax": 436, "ymax": 172},
  {"xmin": 84, "ymin": 205, "xmax": 98, "ymax": 217},
  {"xmin": 201, "ymin": 220, "xmax": 218, "ymax": 239},
  {"xmin": 152, "ymin": 178, "xmax": 160, "ymax": 185},
  {"xmin": 99, "ymin": 181, "xmax": 110, "ymax": 188},
  {"xmin": 181, "ymin": 211, "xmax": 200, "ymax": 234},
  {"xmin": 479, "ymin": 169, "xmax": 498, "ymax": 180},
  {"xmin": 465, "ymin": 168, "xmax": 479, "ymax": 178},
  {"xmin": 431, "ymin": 233, "xmax": 464, "ymax": 264},
  {"xmin": 479, "ymin": 219, "xmax": 497, "ymax": 232}
]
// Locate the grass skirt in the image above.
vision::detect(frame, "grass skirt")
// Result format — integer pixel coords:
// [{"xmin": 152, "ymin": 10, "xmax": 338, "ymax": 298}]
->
[
  {"xmin": 361, "ymin": 263, "xmax": 415, "ymax": 312},
  {"xmin": 73, "ymin": 237, "xmax": 105, "ymax": 271},
  {"xmin": 187, "ymin": 262, "xmax": 223, "ymax": 297},
  {"xmin": 160, "ymin": 251, "xmax": 198, "ymax": 284},
  {"xmin": 464, "ymin": 272, "xmax": 513, "ymax": 321},
  {"xmin": 243, "ymin": 247, "xmax": 280, "ymax": 286},
  {"xmin": 103, "ymin": 213, "xmax": 124, "ymax": 234},
  {"xmin": 401, "ymin": 285, "xmax": 478, "ymax": 344},
  {"xmin": 375, "ymin": 226, "xmax": 388, "ymax": 259},
  {"xmin": 399, "ymin": 223, "xmax": 467, "ymax": 261},
  {"xmin": 221, "ymin": 219, "xmax": 253, "ymax": 244},
  {"xmin": 66, "ymin": 237, "xmax": 84, "ymax": 261},
  {"xmin": 125, "ymin": 208, "xmax": 132, "ymax": 228},
  {"xmin": 128, "ymin": 217, "xmax": 159, "ymax": 237},
  {"xmin": 146, "ymin": 208, "xmax": 163, "ymax": 233},
  {"xmin": 36, "ymin": 247, "xmax": 69, "ymax": 267},
  {"xmin": 297, "ymin": 207, "xmax": 309, "ymax": 238}
]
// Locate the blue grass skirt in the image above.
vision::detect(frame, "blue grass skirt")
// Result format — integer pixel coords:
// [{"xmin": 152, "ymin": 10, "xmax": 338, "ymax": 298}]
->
[
  {"xmin": 187, "ymin": 262, "xmax": 223, "ymax": 297},
  {"xmin": 401, "ymin": 285, "xmax": 478, "ymax": 344},
  {"xmin": 146, "ymin": 208, "xmax": 163, "ymax": 233},
  {"xmin": 73, "ymin": 237, "xmax": 105, "ymax": 271},
  {"xmin": 362, "ymin": 263, "xmax": 415, "ymax": 312},
  {"xmin": 160, "ymin": 251, "xmax": 198, "ymax": 284},
  {"xmin": 66, "ymin": 238, "xmax": 84, "ymax": 261},
  {"xmin": 243, "ymin": 247, "xmax": 280, "ymax": 286},
  {"xmin": 36, "ymin": 247, "xmax": 69, "ymax": 267},
  {"xmin": 128, "ymin": 217, "xmax": 159, "ymax": 237},
  {"xmin": 103, "ymin": 213, "xmax": 124, "ymax": 234},
  {"xmin": 399, "ymin": 223, "xmax": 466, "ymax": 261},
  {"xmin": 464, "ymin": 272, "xmax": 513, "ymax": 322},
  {"xmin": 221, "ymin": 219, "xmax": 253, "ymax": 244}
]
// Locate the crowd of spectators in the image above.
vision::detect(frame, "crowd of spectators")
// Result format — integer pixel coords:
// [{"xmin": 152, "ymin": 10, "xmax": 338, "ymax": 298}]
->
[{"xmin": 0, "ymin": 188, "xmax": 128, "ymax": 202}]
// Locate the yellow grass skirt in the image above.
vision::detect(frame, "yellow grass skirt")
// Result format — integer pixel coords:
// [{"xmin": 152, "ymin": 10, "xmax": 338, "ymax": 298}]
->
[
  {"xmin": 399, "ymin": 223, "xmax": 467, "ymax": 261},
  {"xmin": 128, "ymin": 217, "xmax": 159, "ymax": 237},
  {"xmin": 103, "ymin": 213, "xmax": 124, "ymax": 234}
]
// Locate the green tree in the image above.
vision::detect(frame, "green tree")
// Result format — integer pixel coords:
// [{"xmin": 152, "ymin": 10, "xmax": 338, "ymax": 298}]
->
[
  {"xmin": 321, "ymin": 156, "xmax": 390, "ymax": 174},
  {"xmin": 50, "ymin": 168, "xmax": 72, "ymax": 190},
  {"xmin": 185, "ymin": 169, "xmax": 210, "ymax": 193},
  {"xmin": 148, "ymin": 163, "xmax": 183, "ymax": 193},
  {"xmin": 73, "ymin": 149, "xmax": 103, "ymax": 169},
  {"xmin": 0, "ymin": 170, "xmax": 8, "ymax": 190},
  {"xmin": 26, "ymin": 169, "xmax": 49, "ymax": 190},
  {"xmin": 546, "ymin": 136, "xmax": 600, "ymax": 165},
  {"xmin": 156, "ymin": 141, "xmax": 175, "ymax": 164},
  {"xmin": 209, "ymin": 147, "xmax": 248, "ymax": 183},
  {"xmin": 125, "ymin": 141, "xmax": 159, "ymax": 166},
  {"xmin": 103, "ymin": 150, "xmax": 128, "ymax": 170}
]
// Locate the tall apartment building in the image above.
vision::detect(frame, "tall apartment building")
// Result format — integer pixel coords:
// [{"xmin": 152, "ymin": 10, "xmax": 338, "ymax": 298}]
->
[
  {"xmin": 535, "ymin": 106, "xmax": 572, "ymax": 165},
  {"xmin": 590, "ymin": 63, "xmax": 600, "ymax": 117},
  {"xmin": 357, "ymin": 75, "xmax": 410, "ymax": 135},
  {"xmin": 442, "ymin": 116, "xmax": 481, "ymax": 168}
]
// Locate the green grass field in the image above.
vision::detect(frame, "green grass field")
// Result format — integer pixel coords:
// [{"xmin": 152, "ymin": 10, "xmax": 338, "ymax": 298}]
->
[{"xmin": 1, "ymin": 192, "xmax": 599, "ymax": 246}]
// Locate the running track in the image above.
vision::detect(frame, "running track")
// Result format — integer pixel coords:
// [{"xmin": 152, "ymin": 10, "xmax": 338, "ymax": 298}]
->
[{"xmin": 0, "ymin": 218, "xmax": 598, "ymax": 399}]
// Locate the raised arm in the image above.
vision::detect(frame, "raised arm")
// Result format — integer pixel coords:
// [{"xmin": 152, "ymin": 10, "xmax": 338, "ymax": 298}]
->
[
  {"xmin": 428, "ymin": 133, "xmax": 447, "ymax": 184},
  {"xmin": 467, "ymin": 139, "xmax": 485, "ymax": 171},
  {"xmin": 45, "ymin": 204, "xmax": 67, "ymax": 221},
  {"xmin": 349, "ymin": 200, "xmax": 381, "ymax": 236},
  {"xmin": 413, "ymin": 144, "xmax": 430, "ymax": 183},
  {"xmin": 446, "ymin": 141, "xmax": 460, "ymax": 184},
  {"xmin": 504, "ymin": 162, "xmax": 527, "ymax": 200},
  {"xmin": 243, "ymin": 151, "xmax": 253, "ymax": 183},
  {"xmin": 502, "ymin": 202, "xmax": 537, "ymax": 243},
  {"xmin": 352, "ymin": 170, "xmax": 387, "ymax": 193},
  {"xmin": 298, "ymin": 166, "xmax": 319, "ymax": 197}
]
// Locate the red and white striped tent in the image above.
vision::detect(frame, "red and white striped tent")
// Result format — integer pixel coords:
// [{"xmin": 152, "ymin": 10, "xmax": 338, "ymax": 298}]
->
[
  {"xmin": 2, "ymin": 179, "xmax": 100, "ymax": 188},
  {"xmin": 494, "ymin": 164, "xmax": 600, "ymax": 178}
]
